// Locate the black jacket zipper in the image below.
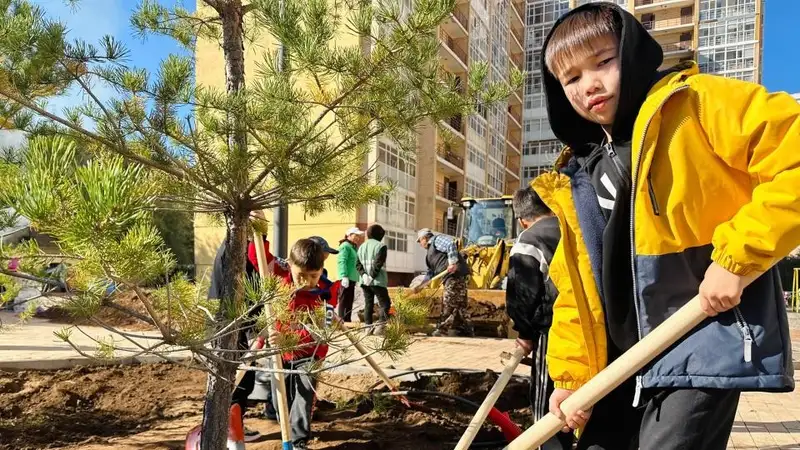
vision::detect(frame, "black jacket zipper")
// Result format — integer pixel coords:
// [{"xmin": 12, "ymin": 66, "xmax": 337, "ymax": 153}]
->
[{"xmin": 647, "ymin": 173, "xmax": 660, "ymax": 216}]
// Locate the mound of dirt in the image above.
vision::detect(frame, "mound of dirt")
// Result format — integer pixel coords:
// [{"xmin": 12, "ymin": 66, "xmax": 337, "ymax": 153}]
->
[
  {"xmin": 0, "ymin": 364, "xmax": 205, "ymax": 449},
  {"xmin": 35, "ymin": 291, "xmax": 157, "ymax": 332},
  {"xmin": 0, "ymin": 365, "xmax": 533, "ymax": 450}
]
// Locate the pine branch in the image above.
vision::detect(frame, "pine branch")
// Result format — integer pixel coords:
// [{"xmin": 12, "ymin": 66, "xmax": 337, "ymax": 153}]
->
[
  {"xmin": 0, "ymin": 268, "xmax": 66, "ymax": 289},
  {"xmin": 0, "ymin": 88, "xmax": 221, "ymax": 197}
]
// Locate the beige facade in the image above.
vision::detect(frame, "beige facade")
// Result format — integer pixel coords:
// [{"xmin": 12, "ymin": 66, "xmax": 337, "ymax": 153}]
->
[
  {"xmin": 194, "ymin": 0, "xmax": 524, "ymax": 283},
  {"xmin": 521, "ymin": 0, "xmax": 765, "ymax": 186}
]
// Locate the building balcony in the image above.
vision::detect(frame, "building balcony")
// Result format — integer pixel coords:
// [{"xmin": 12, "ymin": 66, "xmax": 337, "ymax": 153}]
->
[
  {"xmin": 441, "ymin": 7, "xmax": 469, "ymax": 39},
  {"xmin": 661, "ymin": 41, "xmax": 693, "ymax": 57},
  {"xmin": 510, "ymin": 27, "xmax": 524, "ymax": 54},
  {"xmin": 441, "ymin": 114, "xmax": 465, "ymax": 139},
  {"xmin": 506, "ymin": 165, "xmax": 520, "ymax": 180},
  {"xmin": 508, "ymin": 88, "xmax": 521, "ymax": 107},
  {"xmin": 634, "ymin": 0, "xmax": 695, "ymax": 12},
  {"xmin": 641, "ymin": 15, "xmax": 694, "ymax": 36},
  {"xmin": 434, "ymin": 218, "xmax": 458, "ymax": 237},
  {"xmin": 437, "ymin": 146, "xmax": 465, "ymax": 176},
  {"xmin": 435, "ymin": 181, "xmax": 462, "ymax": 202},
  {"xmin": 509, "ymin": 53, "xmax": 523, "ymax": 71},
  {"xmin": 438, "ymin": 29, "xmax": 468, "ymax": 73},
  {"xmin": 508, "ymin": 1, "xmax": 524, "ymax": 29},
  {"xmin": 507, "ymin": 109, "xmax": 522, "ymax": 130},
  {"xmin": 506, "ymin": 138, "xmax": 521, "ymax": 155}
]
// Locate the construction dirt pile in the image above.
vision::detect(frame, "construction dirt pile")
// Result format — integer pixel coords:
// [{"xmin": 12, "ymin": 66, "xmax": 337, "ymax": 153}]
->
[
  {"xmin": 0, "ymin": 364, "xmax": 532, "ymax": 450},
  {"xmin": 34, "ymin": 291, "xmax": 157, "ymax": 332}
]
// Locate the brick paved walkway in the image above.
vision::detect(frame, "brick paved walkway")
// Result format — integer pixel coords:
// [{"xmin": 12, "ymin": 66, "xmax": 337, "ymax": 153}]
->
[{"xmin": 2, "ymin": 312, "xmax": 800, "ymax": 448}]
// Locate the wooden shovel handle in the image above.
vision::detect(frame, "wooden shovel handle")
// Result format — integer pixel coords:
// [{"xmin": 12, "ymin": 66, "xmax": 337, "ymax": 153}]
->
[
  {"xmin": 455, "ymin": 346, "xmax": 525, "ymax": 450},
  {"xmin": 252, "ymin": 231, "xmax": 293, "ymax": 447},
  {"xmin": 504, "ymin": 295, "xmax": 708, "ymax": 449}
]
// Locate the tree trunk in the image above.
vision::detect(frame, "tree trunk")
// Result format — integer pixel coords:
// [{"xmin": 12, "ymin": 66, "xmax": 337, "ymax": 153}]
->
[
  {"xmin": 220, "ymin": 0, "xmax": 249, "ymax": 194},
  {"xmin": 200, "ymin": 210, "xmax": 250, "ymax": 450},
  {"xmin": 200, "ymin": 1, "xmax": 250, "ymax": 449}
]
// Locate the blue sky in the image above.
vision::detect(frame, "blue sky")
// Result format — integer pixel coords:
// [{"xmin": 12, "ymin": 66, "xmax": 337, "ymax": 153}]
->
[
  {"xmin": 34, "ymin": 0, "xmax": 194, "ymax": 115},
  {"xmin": 33, "ymin": 0, "xmax": 798, "ymax": 94},
  {"xmin": 16, "ymin": 0, "xmax": 800, "ymax": 115},
  {"xmin": 762, "ymin": 0, "xmax": 800, "ymax": 95}
]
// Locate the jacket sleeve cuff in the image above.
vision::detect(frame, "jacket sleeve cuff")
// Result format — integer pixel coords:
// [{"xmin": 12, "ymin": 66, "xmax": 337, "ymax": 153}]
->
[
  {"xmin": 518, "ymin": 332, "xmax": 535, "ymax": 341},
  {"xmin": 553, "ymin": 380, "xmax": 585, "ymax": 391},
  {"xmin": 710, "ymin": 247, "xmax": 757, "ymax": 276}
]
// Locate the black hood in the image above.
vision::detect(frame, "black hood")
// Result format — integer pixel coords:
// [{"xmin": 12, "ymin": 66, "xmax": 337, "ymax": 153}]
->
[{"xmin": 540, "ymin": 3, "xmax": 663, "ymax": 154}]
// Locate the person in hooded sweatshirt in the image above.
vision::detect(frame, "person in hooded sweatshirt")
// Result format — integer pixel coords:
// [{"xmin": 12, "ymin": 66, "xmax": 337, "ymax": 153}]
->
[
  {"xmin": 506, "ymin": 187, "xmax": 572, "ymax": 450},
  {"xmin": 535, "ymin": 3, "xmax": 800, "ymax": 449}
]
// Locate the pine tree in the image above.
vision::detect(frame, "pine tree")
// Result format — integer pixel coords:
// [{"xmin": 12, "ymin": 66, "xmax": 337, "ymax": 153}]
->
[{"xmin": 0, "ymin": 0, "xmax": 520, "ymax": 448}]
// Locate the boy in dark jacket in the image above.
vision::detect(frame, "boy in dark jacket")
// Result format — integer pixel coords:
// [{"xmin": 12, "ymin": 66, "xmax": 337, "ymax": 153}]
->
[
  {"xmin": 537, "ymin": 3, "xmax": 799, "ymax": 449},
  {"xmin": 506, "ymin": 187, "xmax": 571, "ymax": 450},
  {"xmin": 268, "ymin": 238, "xmax": 336, "ymax": 449}
]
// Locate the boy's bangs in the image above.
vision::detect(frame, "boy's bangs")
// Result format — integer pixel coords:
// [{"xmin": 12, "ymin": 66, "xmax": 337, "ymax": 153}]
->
[{"xmin": 544, "ymin": 8, "xmax": 618, "ymax": 78}]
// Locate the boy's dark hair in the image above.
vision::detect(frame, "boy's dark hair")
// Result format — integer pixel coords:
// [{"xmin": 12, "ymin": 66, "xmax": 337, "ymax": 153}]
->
[
  {"xmin": 366, "ymin": 224, "xmax": 385, "ymax": 241},
  {"xmin": 513, "ymin": 187, "xmax": 552, "ymax": 221},
  {"xmin": 288, "ymin": 239, "xmax": 325, "ymax": 271},
  {"xmin": 544, "ymin": 4, "xmax": 621, "ymax": 78}
]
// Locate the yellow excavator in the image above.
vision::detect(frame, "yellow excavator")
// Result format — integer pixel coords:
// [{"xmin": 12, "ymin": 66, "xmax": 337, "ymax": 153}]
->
[
  {"xmin": 429, "ymin": 195, "xmax": 518, "ymax": 290},
  {"xmin": 423, "ymin": 195, "xmax": 520, "ymax": 337},
  {"xmin": 456, "ymin": 195, "xmax": 518, "ymax": 289}
]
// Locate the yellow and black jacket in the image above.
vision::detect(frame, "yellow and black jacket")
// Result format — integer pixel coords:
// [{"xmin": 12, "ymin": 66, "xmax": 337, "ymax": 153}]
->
[{"xmin": 535, "ymin": 3, "xmax": 798, "ymax": 397}]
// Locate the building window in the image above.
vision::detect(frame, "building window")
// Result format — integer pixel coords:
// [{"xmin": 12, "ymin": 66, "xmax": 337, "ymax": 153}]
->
[
  {"xmin": 698, "ymin": 43, "xmax": 755, "ymax": 75},
  {"xmin": 525, "ymin": 50, "xmax": 541, "ymax": 72},
  {"xmin": 526, "ymin": 1, "xmax": 570, "ymax": 26},
  {"xmin": 524, "ymin": 93, "xmax": 547, "ymax": 110},
  {"xmin": 489, "ymin": 131, "xmax": 505, "ymax": 163},
  {"xmin": 468, "ymin": 114, "xmax": 487, "ymax": 138},
  {"xmin": 576, "ymin": 0, "xmax": 626, "ymax": 6},
  {"xmin": 487, "ymin": 159, "xmax": 505, "ymax": 193},
  {"xmin": 698, "ymin": 17, "xmax": 756, "ymax": 48},
  {"xmin": 523, "ymin": 117, "xmax": 551, "ymax": 140},
  {"xmin": 522, "ymin": 165, "xmax": 550, "ymax": 182},
  {"xmin": 465, "ymin": 176, "xmax": 486, "ymax": 199},
  {"xmin": 525, "ymin": 73, "xmax": 543, "ymax": 96},
  {"xmin": 376, "ymin": 191, "xmax": 416, "ymax": 230},
  {"xmin": 377, "ymin": 140, "xmax": 416, "ymax": 191},
  {"xmin": 699, "ymin": 0, "xmax": 756, "ymax": 22},
  {"xmin": 385, "ymin": 230, "xmax": 409, "ymax": 253},
  {"xmin": 470, "ymin": 16, "xmax": 489, "ymax": 64},
  {"xmin": 523, "ymin": 139, "xmax": 561, "ymax": 157},
  {"xmin": 467, "ymin": 143, "xmax": 486, "ymax": 169}
]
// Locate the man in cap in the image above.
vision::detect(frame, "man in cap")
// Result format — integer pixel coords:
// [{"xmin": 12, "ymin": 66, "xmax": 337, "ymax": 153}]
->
[{"xmin": 412, "ymin": 228, "xmax": 474, "ymax": 337}]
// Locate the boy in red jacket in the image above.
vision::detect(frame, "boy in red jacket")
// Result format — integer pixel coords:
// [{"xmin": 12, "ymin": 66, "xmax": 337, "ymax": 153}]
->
[{"xmin": 268, "ymin": 238, "xmax": 336, "ymax": 449}]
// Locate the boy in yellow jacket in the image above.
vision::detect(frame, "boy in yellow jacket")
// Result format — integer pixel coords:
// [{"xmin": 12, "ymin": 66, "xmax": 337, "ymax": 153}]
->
[{"xmin": 535, "ymin": 3, "xmax": 799, "ymax": 449}]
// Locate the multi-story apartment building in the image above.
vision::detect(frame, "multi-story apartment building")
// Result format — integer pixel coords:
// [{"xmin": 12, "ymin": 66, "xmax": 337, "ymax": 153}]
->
[
  {"xmin": 521, "ymin": 0, "xmax": 765, "ymax": 186},
  {"xmin": 194, "ymin": 0, "xmax": 525, "ymax": 284}
]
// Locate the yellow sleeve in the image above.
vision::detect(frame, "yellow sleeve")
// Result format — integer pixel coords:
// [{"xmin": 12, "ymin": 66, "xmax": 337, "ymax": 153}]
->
[
  {"xmin": 696, "ymin": 76, "xmax": 800, "ymax": 275},
  {"xmin": 546, "ymin": 242, "xmax": 595, "ymax": 390}
]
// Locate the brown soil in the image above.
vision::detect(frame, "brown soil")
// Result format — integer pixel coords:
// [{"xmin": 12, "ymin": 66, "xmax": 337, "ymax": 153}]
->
[
  {"xmin": 35, "ymin": 291, "xmax": 157, "ymax": 332},
  {"xmin": 0, "ymin": 364, "xmax": 532, "ymax": 450}
]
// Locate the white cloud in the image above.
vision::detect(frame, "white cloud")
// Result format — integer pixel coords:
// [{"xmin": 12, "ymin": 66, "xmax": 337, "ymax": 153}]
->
[{"xmin": 0, "ymin": 130, "xmax": 27, "ymax": 149}]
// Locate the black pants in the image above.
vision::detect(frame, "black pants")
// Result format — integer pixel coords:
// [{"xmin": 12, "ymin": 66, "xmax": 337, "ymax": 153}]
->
[
  {"xmin": 337, "ymin": 281, "xmax": 356, "ymax": 322},
  {"xmin": 577, "ymin": 378, "xmax": 740, "ymax": 450},
  {"xmin": 362, "ymin": 285, "xmax": 391, "ymax": 325},
  {"xmin": 269, "ymin": 357, "xmax": 318, "ymax": 446},
  {"xmin": 231, "ymin": 329, "xmax": 255, "ymax": 415},
  {"xmin": 530, "ymin": 333, "xmax": 574, "ymax": 450}
]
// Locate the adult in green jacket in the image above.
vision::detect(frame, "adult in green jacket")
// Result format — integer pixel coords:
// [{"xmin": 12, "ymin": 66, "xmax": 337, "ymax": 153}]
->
[
  {"xmin": 357, "ymin": 224, "xmax": 391, "ymax": 334},
  {"xmin": 336, "ymin": 227, "xmax": 364, "ymax": 322}
]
